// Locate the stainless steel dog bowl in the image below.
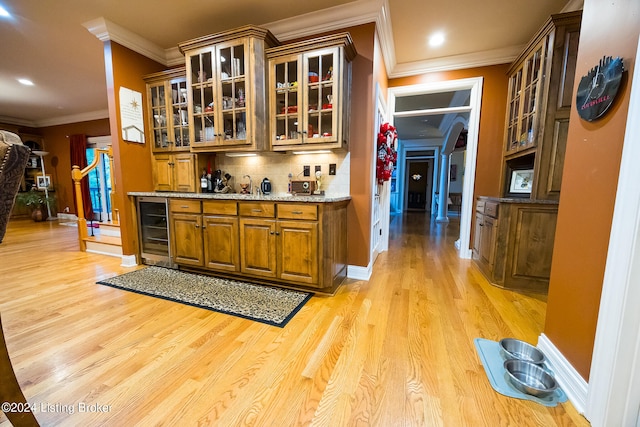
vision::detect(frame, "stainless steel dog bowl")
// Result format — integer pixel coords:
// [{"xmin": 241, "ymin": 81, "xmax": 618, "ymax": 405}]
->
[
  {"xmin": 499, "ymin": 338, "xmax": 545, "ymax": 364},
  {"xmin": 504, "ymin": 359, "xmax": 558, "ymax": 398}
]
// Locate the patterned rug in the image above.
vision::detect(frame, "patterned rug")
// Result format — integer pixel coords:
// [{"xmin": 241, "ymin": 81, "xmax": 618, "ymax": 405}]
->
[{"xmin": 97, "ymin": 266, "xmax": 313, "ymax": 327}]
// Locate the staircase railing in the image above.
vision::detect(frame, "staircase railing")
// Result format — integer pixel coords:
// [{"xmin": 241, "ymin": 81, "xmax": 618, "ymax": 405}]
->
[{"xmin": 71, "ymin": 146, "xmax": 118, "ymax": 251}]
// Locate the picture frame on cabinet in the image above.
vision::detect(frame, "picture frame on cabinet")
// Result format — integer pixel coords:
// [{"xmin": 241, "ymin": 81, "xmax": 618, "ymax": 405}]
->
[
  {"xmin": 508, "ymin": 169, "xmax": 533, "ymax": 194},
  {"xmin": 36, "ymin": 174, "xmax": 52, "ymax": 190}
]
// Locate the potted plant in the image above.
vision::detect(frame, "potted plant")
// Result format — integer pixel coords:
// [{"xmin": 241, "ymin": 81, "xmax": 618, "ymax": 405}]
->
[{"xmin": 14, "ymin": 189, "xmax": 56, "ymax": 221}]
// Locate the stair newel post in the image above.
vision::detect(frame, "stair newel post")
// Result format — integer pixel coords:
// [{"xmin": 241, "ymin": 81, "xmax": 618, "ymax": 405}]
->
[
  {"xmin": 106, "ymin": 146, "xmax": 118, "ymax": 225},
  {"xmin": 71, "ymin": 165, "xmax": 88, "ymax": 251}
]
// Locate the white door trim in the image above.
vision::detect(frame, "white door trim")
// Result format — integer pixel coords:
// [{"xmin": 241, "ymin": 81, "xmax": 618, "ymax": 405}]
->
[{"xmin": 388, "ymin": 77, "xmax": 483, "ymax": 258}]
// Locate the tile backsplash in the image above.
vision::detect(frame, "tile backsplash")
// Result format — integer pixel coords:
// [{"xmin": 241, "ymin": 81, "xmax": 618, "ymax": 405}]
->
[{"xmin": 213, "ymin": 151, "xmax": 350, "ymax": 196}]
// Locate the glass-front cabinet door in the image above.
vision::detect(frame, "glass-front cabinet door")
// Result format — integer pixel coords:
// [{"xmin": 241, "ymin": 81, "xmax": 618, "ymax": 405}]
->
[
  {"xmin": 267, "ymin": 34, "xmax": 355, "ymax": 152},
  {"xmin": 504, "ymin": 39, "xmax": 547, "ymax": 155},
  {"xmin": 272, "ymin": 56, "xmax": 302, "ymax": 144},
  {"xmin": 218, "ymin": 42, "xmax": 248, "ymax": 144},
  {"xmin": 303, "ymin": 47, "xmax": 339, "ymax": 143},
  {"xmin": 148, "ymin": 81, "xmax": 169, "ymax": 151},
  {"xmin": 144, "ymin": 68, "xmax": 190, "ymax": 153},
  {"xmin": 170, "ymin": 78, "xmax": 190, "ymax": 150},
  {"xmin": 189, "ymin": 49, "xmax": 216, "ymax": 146},
  {"xmin": 187, "ymin": 39, "xmax": 251, "ymax": 149},
  {"xmin": 505, "ymin": 68, "xmax": 522, "ymax": 154}
]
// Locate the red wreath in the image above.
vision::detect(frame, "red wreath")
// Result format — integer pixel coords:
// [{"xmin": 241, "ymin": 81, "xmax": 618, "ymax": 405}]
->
[{"xmin": 376, "ymin": 122, "xmax": 398, "ymax": 184}]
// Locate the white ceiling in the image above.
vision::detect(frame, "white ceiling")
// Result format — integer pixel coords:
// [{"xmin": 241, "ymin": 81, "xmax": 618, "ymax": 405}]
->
[{"xmin": 0, "ymin": 0, "xmax": 581, "ymax": 134}]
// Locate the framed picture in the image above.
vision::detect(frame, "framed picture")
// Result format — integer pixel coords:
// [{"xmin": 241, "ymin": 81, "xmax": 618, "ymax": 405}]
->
[
  {"xmin": 509, "ymin": 169, "xmax": 533, "ymax": 194},
  {"xmin": 36, "ymin": 174, "xmax": 52, "ymax": 190}
]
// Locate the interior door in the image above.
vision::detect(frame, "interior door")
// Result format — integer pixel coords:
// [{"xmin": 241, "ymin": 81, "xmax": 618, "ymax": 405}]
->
[{"xmin": 406, "ymin": 161, "xmax": 430, "ymax": 210}]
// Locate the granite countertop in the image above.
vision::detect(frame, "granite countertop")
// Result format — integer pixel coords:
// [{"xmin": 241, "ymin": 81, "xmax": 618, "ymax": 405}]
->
[
  {"xmin": 478, "ymin": 195, "xmax": 559, "ymax": 205},
  {"xmin": 128, "ymin": 191, "xmax": 351, "ymax": 203}
]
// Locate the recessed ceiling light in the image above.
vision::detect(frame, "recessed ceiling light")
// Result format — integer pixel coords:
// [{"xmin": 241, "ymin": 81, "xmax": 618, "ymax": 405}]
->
[
  {"xmin": 0, "ymin": 5, "xmax": 10, "ymax": 17},
  {"xmin": 429, "ymin": 32, "xmax": 445, "ymax": 47},
  {"xmin": 18, "ymin": 78, "xmax": 34, "ymax": 86}
]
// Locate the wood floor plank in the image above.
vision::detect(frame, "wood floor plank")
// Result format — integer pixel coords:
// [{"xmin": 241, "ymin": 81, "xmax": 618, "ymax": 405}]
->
[{"xmin": 0, "ymin": 216, "xmax": 590, "ymax": 426}]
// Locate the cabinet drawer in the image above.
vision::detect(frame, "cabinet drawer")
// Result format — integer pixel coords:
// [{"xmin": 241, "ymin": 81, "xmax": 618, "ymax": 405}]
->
[
  {"xmin": 169, "ymin": 199, "xmax": 201, "ymax": 214},
  {"xmin": 476, "ymin": 200, "xmax": 485, "ymax": 214},
  {"xmin": 484, "ymin": 202, "xmax": 499, "ymax": 218},
  {"xmin": 239, "ymin": 202, "xmax": 275, "ymax": 218},
  {"xmin": 277, "ymin": 204, "xmax": 318, "ymax": 220},
  {"xmin": 203, "ymin": 200, "xmax": 237, "ymax": 216}
]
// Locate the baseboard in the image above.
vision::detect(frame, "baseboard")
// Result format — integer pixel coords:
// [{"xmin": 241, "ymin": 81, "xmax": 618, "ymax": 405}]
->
[
  {"xmin": 347, "ymin": 263, "xmax": 372, "ymax": 281},
  {"xmin": 120, "ymin": 254, "xmax": 138, "ymax": 268},
  {"xmin": 57, "ymin": 213, "xmax": 78, "ymax": 221},
  {"xmin": 537, "ymin": 333, "xmax": 588, "ymax": 414}
]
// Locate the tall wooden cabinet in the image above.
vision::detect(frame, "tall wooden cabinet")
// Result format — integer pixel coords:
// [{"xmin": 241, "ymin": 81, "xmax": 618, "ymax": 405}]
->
[
  {"xmin": 178, "ymin": 26, "xmax": 279, "ymax": 152},
  {"xmin": 501, "ymin": 11, "xmax": 581, "ymax": 201},
  {"xmin": 266, "ymin": 34, "xmax": 355, "ymax": 151},
  {"xmin": 474, "ymin": 11, "xmax": 581, "ymax": 293},
  {"xmin": 144, "ymin": 68, "xmax": 198, "ymax": 192}
]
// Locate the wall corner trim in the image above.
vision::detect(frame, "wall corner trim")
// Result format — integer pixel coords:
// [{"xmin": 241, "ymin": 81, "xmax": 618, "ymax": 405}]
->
[
  {"xmin": 120, "ymin": 255, "xmax": 138, "ymax": 268},
  {"xmin": 347, "ymin": 263, "xmax": 372, "ymax": 281},
  {"xmin": 537, "ymin": 333, "xmax": 588, "ymax": 415}
]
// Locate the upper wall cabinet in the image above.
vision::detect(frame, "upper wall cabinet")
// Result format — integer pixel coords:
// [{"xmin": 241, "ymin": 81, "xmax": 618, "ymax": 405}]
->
[
  {"xmin": 143, "ymin": 67, "xmax": 190, "ymax": 153},
  {"xmin": 501, "ymin": 11, "xmax": 581, "ymax": 201},
  {"xmin": 179, "ymin": 26, "xmax": 279, "ymax": 152},
  {"xmin": 266, "ymin": 33, "xmax": 355, "ymax": 152}
]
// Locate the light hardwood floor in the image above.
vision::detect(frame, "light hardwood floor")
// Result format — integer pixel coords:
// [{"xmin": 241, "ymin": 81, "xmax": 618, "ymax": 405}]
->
[{"xmin": 0, "ymin": 215, "xmax": 589, "ymax": 426}]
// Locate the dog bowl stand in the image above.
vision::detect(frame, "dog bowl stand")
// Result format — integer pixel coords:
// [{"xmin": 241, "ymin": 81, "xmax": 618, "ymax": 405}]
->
[{"xmin": 474, "ymin": 338, "xmax": 567, "ymax": 407}]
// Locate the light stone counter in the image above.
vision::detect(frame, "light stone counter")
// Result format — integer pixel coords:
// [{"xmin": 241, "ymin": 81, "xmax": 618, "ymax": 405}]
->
[{"xmin": 128, "ymin": 191, "xmax": 350, "ymax": 203}]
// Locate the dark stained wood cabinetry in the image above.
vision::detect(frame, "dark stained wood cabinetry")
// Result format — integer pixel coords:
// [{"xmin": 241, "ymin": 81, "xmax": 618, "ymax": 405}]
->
[
  {"xmin": 167, "ymin": 196, "xmax": 348, "ymax": 294},
  {"xmin": 473, "ymin": 197, "xmax": 558, "ymax": 292},
  {"xmin": 501, "ymin": 11, "xmax": 582, "ymax": 201},
  {"xmin": 474, "ymin": 11, "xmax": 580, "ymax": 293}
]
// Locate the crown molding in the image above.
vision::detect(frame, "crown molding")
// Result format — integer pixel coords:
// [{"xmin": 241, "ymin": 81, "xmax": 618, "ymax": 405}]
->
[
  {"xmin": 83, "ymin": 2, "xmax": 525, "ymax": 96},
  {"xmin": 265, "ymin": 0, "xmax": 382, "ymax": 41},
  {"xmin": 34, "ymin": 109, "xmax": 110, "ymax": 128},
  {"xmin": 0, "ymin": 116, "xmax": 37, "ymax": 127},
  {"xmin": 562, "ymin": 0, "xmax": 584, "ymax": 12},
  {"xmin": 83, "ymin": 17, "xmax": 169, "ymax": 66},
  {"xmin": 165, "ymin": 47, "xmax": 184, "ymax": 67},
  {"xmin": 1, "ymin": 108, "xmax": 110, "ymax": 128},
  {"xmin": 389, "ymin": 45, "xmax": 524, "ymax": 78},
  {"xmin": 375, "ymin": 0, "xmax": 396, "ymax": 77}
]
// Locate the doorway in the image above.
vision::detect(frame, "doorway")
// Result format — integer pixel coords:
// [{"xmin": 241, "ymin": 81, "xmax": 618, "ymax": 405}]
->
[
  {"xmin": 387, "ymin": 77, "xmax": 483, "ymax": 259},
  {"xmin": 86, "ymin": 136, "xmax": 113, "ymax": 223},
  {"xmin": 405, "ymin": 158, "xmax": 434, "ymax": 212}
]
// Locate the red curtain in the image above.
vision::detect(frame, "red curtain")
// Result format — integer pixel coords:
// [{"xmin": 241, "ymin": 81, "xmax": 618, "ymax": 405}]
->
[{"xmin": 69, "ymin": 134, "xmax": 94, "ymax": 220}]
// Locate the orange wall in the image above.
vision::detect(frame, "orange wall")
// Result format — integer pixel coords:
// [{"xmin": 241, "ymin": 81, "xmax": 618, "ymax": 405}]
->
[
  {"xmin": 544, "ymin": 0, "xmax": 639, "ymax": 380},
  {"xmin": 103, "ymin": 41, "xmax": 166, "ymax": 255},
  {"xmin": 39, "ymin": 119, "xmax": 111, "ymax": 215},
  {"xmin": 344, "ymin": 23, "xmax": 376, "ymax": 268},
  {"xmin": 389, "ymin": 64, "xmax": 510, "ymax": 209}
]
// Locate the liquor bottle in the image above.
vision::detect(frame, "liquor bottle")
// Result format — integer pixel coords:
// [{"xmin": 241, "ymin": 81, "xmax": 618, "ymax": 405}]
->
[{"xmin": 200, "ymin": 170, "xmax": 208, "ymax": 190}]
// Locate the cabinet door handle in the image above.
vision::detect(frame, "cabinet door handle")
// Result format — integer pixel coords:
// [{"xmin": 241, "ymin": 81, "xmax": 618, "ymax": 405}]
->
[
  {"xmin": 275, "ymin": 231, "xmax": 280, "ymax": 236},
  {"xmin": 195, "ymin": 224, "xmax": 200, "ymax": 228},
  {"xmin": 291, "ymin": 211, "xmax": 303, "ymax": 215},
  {"xmin": 269, "ymin": 231, "xmax": 275, "ymax": 235},
  {"xmin": 252, "ymin": 209, "xmax": 263, "ymax": 213}
]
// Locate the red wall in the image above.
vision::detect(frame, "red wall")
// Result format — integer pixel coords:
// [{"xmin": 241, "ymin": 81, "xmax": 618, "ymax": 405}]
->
[{"xmin": 40, "ymin": 119, "xmax": 111, "ymax": 216}]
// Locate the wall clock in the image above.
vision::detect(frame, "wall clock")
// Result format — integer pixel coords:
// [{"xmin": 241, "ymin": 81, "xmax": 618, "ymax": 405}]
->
[{"xmin": 576, "ymin": 56, "xmax": 624, "ymax": 121}]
